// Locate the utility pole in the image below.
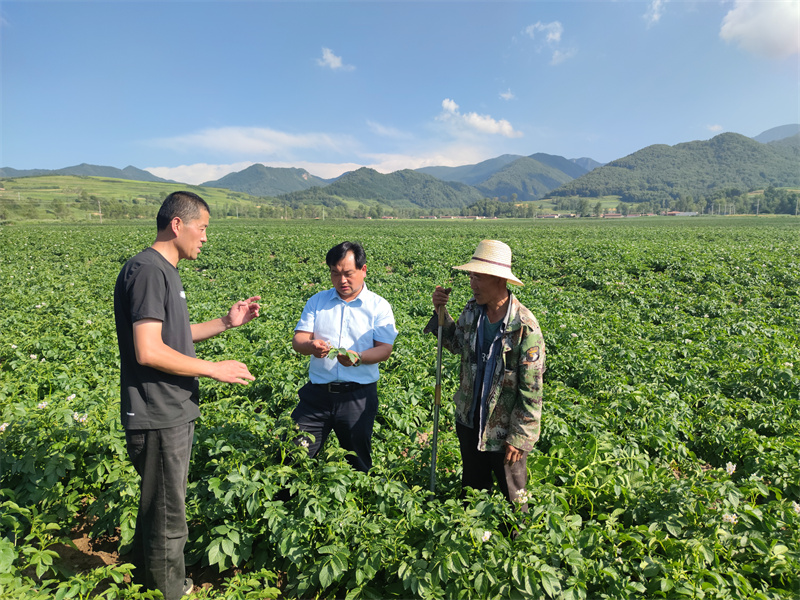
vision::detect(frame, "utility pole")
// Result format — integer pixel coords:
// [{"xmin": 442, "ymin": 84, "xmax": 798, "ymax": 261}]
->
[{"xmin": 98, "ymin": 199, "xmax": 102, "ymax": 224}]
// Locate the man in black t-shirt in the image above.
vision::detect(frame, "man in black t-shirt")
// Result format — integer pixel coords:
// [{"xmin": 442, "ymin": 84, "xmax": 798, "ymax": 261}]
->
[{"xmin": 114, "ymin": 191, "xmax": 260, "ymax": 600}]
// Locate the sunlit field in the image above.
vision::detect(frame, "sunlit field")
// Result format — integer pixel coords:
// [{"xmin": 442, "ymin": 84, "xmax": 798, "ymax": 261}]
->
[{"xmin": 1, "ymin": 217, "xmax": 799, "ymax": 599}]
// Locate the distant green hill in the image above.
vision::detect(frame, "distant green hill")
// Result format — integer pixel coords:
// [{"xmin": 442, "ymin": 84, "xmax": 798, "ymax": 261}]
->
[
  {"xmin": 0, "ymin": 163, "xmax": 171, "ymax": 183},
  {"xmin": 753, "ymin": 124, "xmax": 800, "ymax": 143},
  {"xmin": 416, "ymin": 155, "xmax": 523, "ymax": 185},
  {"xmin": 416, "ymin": 152, "xmax": 588, "ymax": 202},
  {"xmin": 475, "ymin": 156, "xmax": 578, "ymax": 201},
  {"xmin": 768, "ymin": 133, "xmax": 800, "ymax": 150},
  {"xmin": 571, "ymin": 157, "xmax": 603, "ymax": 172},
  {"xmin": 550, "ymin": 133, "xmax": 800, "ymax": 202},
  {"xmin": 528, "ymin": 153, "xmax": 589, "ymax": 179},
  {"xmin": 0, "ymin": 175, "xmax": 266, "ymax": 221},
  {"xmin": 202, "ymin": 163, "xmax": 328, "ymax": 196},
  {"xmin": 280, "ymin": 167, "xmax": 484, "ymax": 210}
]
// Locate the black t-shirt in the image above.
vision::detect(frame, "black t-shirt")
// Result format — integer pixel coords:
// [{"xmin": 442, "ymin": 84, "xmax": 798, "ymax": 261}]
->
[{"xmin": 114, "ymin": 247, "xmax": 201, "ymax": 430}]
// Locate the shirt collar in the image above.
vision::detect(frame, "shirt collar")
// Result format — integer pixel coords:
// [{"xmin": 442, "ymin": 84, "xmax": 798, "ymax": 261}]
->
[{"xmin": 333, "ymin": 282, "xmax": 369, "ymax": 305}]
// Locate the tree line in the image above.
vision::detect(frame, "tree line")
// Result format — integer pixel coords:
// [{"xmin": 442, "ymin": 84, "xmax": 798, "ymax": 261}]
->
[{"xmin": 2, "ymin": 186, "xmax": 798, "ymax": 223}]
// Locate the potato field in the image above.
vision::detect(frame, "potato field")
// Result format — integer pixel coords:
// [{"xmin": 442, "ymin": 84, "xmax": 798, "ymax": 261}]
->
[{"xmin": 1, "ymin": 217, "xmax": 799, "ymax": 599}]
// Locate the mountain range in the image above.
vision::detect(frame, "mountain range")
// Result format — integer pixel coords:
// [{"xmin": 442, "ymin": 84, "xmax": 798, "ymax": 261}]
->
[
  {"xmin": 201, "ymin": 163, "xmax": 328, "ymax": 196},
  {"xmin": 551, "ymin": 132, "xmax": 800, "ymax": 202},
  {"xmin": 2, "ymin": 125, "xmax": 797, "ymax": 209},
  {"xmin": 0, "ymin": 163, "xmax": 172, "ymax": 183}
]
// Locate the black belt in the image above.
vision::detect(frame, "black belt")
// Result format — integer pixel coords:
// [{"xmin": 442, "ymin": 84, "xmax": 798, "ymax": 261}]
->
[{"xmin": 313, "ymin": 381, "xmax": 367, "ymax": 394}]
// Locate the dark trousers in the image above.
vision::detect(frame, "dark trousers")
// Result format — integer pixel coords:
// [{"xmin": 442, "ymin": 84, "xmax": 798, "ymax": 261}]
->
[
  {"xmin": 125, "ymin": 422, "xmax": 194, "ymax": 600},
  {"xmin": 456, "ymin": 414, "xmax": 528, "ymax": 509},
  {"xmin": 291, "ymin": 382, "xmax": 378, "ymax": 472}
]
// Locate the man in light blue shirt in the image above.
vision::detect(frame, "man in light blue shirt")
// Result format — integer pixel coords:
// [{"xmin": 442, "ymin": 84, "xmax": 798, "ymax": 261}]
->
[{"xmin": 291, "ymin": 241, "xmax": 398, "ymax": 472}]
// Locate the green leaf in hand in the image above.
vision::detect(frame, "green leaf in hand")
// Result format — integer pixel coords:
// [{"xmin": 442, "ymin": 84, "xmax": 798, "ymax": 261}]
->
[{"xmin": 326, "ymin": 348, "xmax": 359, "ymax": 364}]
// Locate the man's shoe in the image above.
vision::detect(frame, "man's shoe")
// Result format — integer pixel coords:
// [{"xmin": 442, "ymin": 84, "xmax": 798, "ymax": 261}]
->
[{"xmin": 182, "ymin": 578, "xmax": 193, "ymax": 596}]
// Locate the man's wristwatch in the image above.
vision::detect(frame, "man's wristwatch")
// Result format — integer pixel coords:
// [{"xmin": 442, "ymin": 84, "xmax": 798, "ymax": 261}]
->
[{"xmin": 353, "ymin": 352, "xmax": 363, "ymax": 367}]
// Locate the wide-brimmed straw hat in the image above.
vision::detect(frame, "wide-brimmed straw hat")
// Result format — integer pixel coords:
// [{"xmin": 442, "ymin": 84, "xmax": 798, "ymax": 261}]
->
[{"xmin": 452, "ymin": 239, "xmax": 523, "ymax": 286}]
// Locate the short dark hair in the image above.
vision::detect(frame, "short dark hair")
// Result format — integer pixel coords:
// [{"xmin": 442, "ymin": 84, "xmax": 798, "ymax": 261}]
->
[
  {"xmin": 326, "ymin": 241, "xmax": 366, "ymax": 269},
  {"xmin": 156, "ymin": 191, "xmax": 211, "ymax": 231}
]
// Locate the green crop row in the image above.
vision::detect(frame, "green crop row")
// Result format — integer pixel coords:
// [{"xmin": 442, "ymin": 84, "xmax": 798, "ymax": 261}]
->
[{"xmin": 1, "ymin": 217, "xmax": 799, "ymax": 599}]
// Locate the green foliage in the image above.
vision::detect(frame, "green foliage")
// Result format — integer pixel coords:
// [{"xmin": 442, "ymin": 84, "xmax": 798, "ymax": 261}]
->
[
  {"xmin": 1, "ymin": 218, "xmax": 800, "ymax": 598},
  {"xmin": 476, "ymin": 156, "xmax": 575, "ymax": 201},
  {"xmin": 281, "ymin": 167, "xmax": 485, "ymax": 210},
  {"xmin": 0, "ymin": 175, "xmax": 266, "ymax": 222},
  {"xmin": 202, "ymin": 164, "xmax": 328, "ymax": 197},
  {"xmin": 551, "ymin": 133, "xmax": 800, "ymax": 209}
]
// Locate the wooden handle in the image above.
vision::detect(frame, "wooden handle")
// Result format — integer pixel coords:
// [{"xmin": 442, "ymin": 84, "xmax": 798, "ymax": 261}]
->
[{"xmin": 435, "ymin": 287, "xmax": 452, "ymax": 326}]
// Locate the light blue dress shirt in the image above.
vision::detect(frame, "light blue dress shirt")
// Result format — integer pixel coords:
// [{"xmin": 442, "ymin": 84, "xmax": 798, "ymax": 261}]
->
[{"xmin": 295, "ymin": 284, "xmax": 398, "ymax": 384}]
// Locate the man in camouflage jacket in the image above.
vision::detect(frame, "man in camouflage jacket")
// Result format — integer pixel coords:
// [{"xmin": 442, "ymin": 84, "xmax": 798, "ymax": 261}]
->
[{"xmin": 427, "ymin": 240, "xmax": 545, "ymax": 507}]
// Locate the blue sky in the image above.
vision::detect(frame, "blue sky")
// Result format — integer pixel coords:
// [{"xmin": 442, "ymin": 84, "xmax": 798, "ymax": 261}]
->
[{"xmin": 2, "ymin": 0, "xmax": 798, "ymax": 184}]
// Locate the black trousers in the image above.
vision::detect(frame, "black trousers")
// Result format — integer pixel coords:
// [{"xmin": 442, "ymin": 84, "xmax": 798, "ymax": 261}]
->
[
  {"xmin": 125, "ymin": 422, "xmax": 194, "ymax": 600},
  {"xmin": 456, "ymin": 412, "xmax": 528, "ymax": 509},
  {"xmin": 291, "ymin": 381, "xmax": 378, "ymax": 472}
]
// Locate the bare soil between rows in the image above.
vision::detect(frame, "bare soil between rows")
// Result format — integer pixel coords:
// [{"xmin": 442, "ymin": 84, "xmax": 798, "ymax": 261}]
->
[{"xmin": 50, "ymin": 517, "xmax": 236, "ymax": 596}]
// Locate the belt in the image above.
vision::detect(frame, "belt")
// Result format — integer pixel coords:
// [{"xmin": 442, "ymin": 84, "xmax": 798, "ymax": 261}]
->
[{"xmin": 313, "ymin": 381, "xmax": 367, "ymax": 394}]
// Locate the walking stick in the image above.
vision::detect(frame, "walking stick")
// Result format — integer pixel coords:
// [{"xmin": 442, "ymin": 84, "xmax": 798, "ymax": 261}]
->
[{"xmin": 430, "ymin": 288, "xmax": 450, "ymax": 492}]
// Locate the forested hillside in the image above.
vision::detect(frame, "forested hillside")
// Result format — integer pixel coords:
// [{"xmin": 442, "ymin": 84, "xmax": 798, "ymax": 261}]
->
[
  {"xmin": 202, "ymin": 164, "xmax": 328, "ymax": 196},
  {"xmin": 474, "ymin": 156, "xmax": 578, "ymax": 201},
  {"xmin": 550, "ymin": 133, "xmax": 800, "ymax": 204},
  {"xmin": 416, "ymin": 155, "xmax": 523, "ymax": 185},
  {"xmin": 280, "ymin": 167, "xmax": 484, "ymax": 210},
  {"xmin": 417, "ymin": 153, "xmax": 588, "ymax": 201},
  {"xmin": 0, "ymin": 164, "xmax": 170, "ymax": 183}
]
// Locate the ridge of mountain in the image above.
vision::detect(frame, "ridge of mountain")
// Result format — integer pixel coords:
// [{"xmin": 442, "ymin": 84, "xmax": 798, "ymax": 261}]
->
[
  {"xmin": 0, "ymin": 163, "xmax": 173, "ymax": 183},
  {"xmin": 413, "ymin": 152, "xmax": 590, "ymax": 202},
  {"xmin": 279, "ymin": 167, "xmax": 484, "ymax": 210},
  {"xmin": 201, "ymin": 163, "xmax": 328, "ymax": 196},
  {"xmin": 753, "ymin": 124, "xmax": 800, "ymax": 144},
  {"xmin": 527, "ymin": 153, "xmax": 589, "ymax": 179},
  {"xmin": 415, "ymin": 155, "xmax": 523, "ymax": 185},
  {"xmin": 549, "ymin": 132, "xmax": 800, "ymax": 202},
  {"xmin": 1, "ymin": 124, "xmax": 797, "ymax": 208},
  {"xmin": 767, "ymin": 133, "xmax": 800, "ymax": 149},
  {"xmin": 474, "ymin": 156, "xmax": 579, "ymax": 201},
  {"xmin": 570, "ymin": 157, "xmax": 603, "ymax": 172}
]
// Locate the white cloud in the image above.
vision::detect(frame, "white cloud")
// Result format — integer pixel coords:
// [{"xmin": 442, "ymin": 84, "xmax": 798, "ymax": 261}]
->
[
  {"xmin": 720, "ymin": 0, "xmax": 800, "ymax": 59},
  {"xmin": 551, "ymin": 49, "xmax": 578, "ymax": 66},
  {"xmin": 707, "ymin": 124, "xmax": 724, "ymax": 133},
  {"xmin": 150, "ymin": 126, "xmax": 355, "ymax": 157},
  {"xmin": 523, "ymin": 20, "xmax": 575, "ymax": 65},
  {"xmin": 524, "ymin": 21, "xmax": 563, "ymax": 44},
  {"xmin": 437, "ymin": 98, "xmax": 523, "ymax": 138},
  {"xmin": 442, "ymin": 98, "xmax": 459, "ymax": 113},
  {"xmin": 317, "ymin": 47, "xmax": 355, "ymax": 71},
  {"xmin": 366, "ymin": 120, "xmax": 413, "ymax": 140},
  {"xmin": 145, "ymin": 162, "xmax": 255, "ymax": 185},
  {"xmin": 644, "ymin": 0, "xmax": 667, "ymax": 27},
  {"xmin": 500, "ymin": 89, "xmax": 515, "ymax": 101}
]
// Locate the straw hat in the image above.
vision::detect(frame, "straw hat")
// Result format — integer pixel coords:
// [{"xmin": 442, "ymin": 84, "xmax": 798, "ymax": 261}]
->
[{"xmin": 452, "ymin": 240, "xmax": 523, "ymax": 286}]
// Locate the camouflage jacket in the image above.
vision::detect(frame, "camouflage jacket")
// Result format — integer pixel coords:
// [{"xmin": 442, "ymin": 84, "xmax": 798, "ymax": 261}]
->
[{"xmin": 426, "ymin": 293, "xmax": 545, "ymax": 452}]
